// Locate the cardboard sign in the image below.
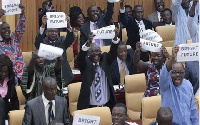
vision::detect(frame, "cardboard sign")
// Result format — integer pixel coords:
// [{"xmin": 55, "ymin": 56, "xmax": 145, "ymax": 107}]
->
[
  {"xmin": 46, "ymin": 12, "xmax": 67, "ymax": 28},
  {"xmin": 2, "ymin": 0, "xmax": 21, "ymax": 15},
  {"xmin": 177, "ymin": 43, "xmax": 199, "ymax": 62},
  {"xmin": 108, "ymin": 0, "xmax": 120, "ymax": 2},
  {"xmin": 38, "ymin": 43, "xmax": 63, "ymax": 60},
  {"xmin": 73, "ymin": 114, "xmax": 100, "ymax": 125},
  {"xmin": 92, "ymin": 25, "xmax": 115, "ymax": 39},
  {"xmin": 140, "ymin": 38, "xmax": 162, "ymax": 52}
]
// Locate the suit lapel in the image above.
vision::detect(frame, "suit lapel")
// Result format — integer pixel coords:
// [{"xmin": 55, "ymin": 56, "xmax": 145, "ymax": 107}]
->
[
  {"xmin": 55, "ymin": 96, "xmax": 60, "ymax": 120},
  {"xmin": 36, "ymin": 96, "xmax": 47, "ymax": 125},
  {"xmin": 153, "ymin": 12, "xmax": 159, "ymax": 22},
  {"xmin": 113, "ymin": 59, "xmax": 120, "ymax": 83},
  {"xmin": 85, "ymin": 21, "xmax": 91, "ymax": 39}
]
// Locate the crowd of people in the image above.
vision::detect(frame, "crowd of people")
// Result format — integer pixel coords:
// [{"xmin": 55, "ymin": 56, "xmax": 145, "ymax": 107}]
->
[{"xmin": 0, "ymin": 0, "xmax": 199, "ymax": 125}]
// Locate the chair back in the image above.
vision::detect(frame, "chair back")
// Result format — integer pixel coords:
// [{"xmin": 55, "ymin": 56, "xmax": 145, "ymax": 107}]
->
[
  {"xmin": 22, "ymin": 52, "xmax": 32, "ymax": 66},
  {"xmin": 66, "ymin": 46, "xmax": 75, "ymax": 69},
  {"xmin": 8, "ymin": 110, "xmax": 25, "ymax": 125},
  {"xmin": 195, "ymin": 96, "xmax": 199, "ymax": 113},
  {"xmin": 16, "ymin": 86, "xmax": 26, "ymax": 110},
  {"xmin": 125, "ymin": 73, "xmax": 146, "ymax": 120},
  {"xmin": 68, "ymin": 82, "xmax": 82, "ymax": 115},
  {"xmin": 73, "ymin": 107, "xmax": 112, "ymax": 125},
  {"xmin": 101, "ymin": 45, "xmax": 131, "ymax": 53},
  {"xmin": 155, "ymin": 25, "xmax": 176, "ymax": 47},
  {"xmin": 122, "ymin": 28, "xmax": 128, "ymax": 42},
  {"xmin": 142, "ymin": 96, "xmax": 161, "ymax": 125}
]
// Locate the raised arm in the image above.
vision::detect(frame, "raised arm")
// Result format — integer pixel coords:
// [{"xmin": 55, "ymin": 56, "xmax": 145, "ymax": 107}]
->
[
  {"xmin": 104, "ymin": 1, "xmax": 114, "ymax": 25},
  {"xmin": 133, "ymin": 42, "xmax": 148, "ymax": 72},
  {"xmin": 106, "ymin": 29, "xmax": 120, "ymax": 65},
  {"xmin": 12, "ymin": 2, "xmax": 26, "ymax": 41},
  {"xmin": 171, "ymin": 0, "xmax": 182, "ymax": 21},
  {"xmin": 166, "ymin": 45, "xmax": 179, "ymax": 71},
  {"xmin": 119, "ymin": 0, "xmax": 129, "ymax": 26},
  {"xmin": 0, "ymin": 9, "xmax": 4, "ymax": 19}
]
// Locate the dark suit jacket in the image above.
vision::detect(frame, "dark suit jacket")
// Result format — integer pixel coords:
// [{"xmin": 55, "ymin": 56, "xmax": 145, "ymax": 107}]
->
[
  {"xmin": 22, "ymin": 95, "xmax": 71, "ymax": 125},
  {"xmin": 153, "ymin": 21, "xmax": 175, "ymax": 30},
  {"xmin": 80, "ymin": 2, "xmax": 114, "ymax": 48},
  {"xmin": 120, "ymin": 13, "xmax": 152, "ymax": 50},
  {"xmin": 35, "ymin": 29, "xmax": 74, "ymax": 85},
  {"xmin": 0, "ymin": 97, "xmax": 5, "ymax": 125},
  {"xmin": 110, "ymin": 49, "xmax": 137, "ymax": 85},
  {"xmin": 77, "ymin": 42, "xmax": 118, "ymax": 110},
  {"xmin": 185, "ymin": 61, "xmax": 199, "ymax": 94}
]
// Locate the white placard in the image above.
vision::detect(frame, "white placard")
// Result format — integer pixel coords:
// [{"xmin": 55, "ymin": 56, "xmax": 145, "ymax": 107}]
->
[
  {"xmin": 92, "ymin": 25, "xmax": 115, "ymax": 39},
  {"xmin": 177, "ymin": 43, "xmax": 199, "ymax": 62},
  {"xmin": 2, "ymin": 0, "xmax": 21, "ymax": 15},
  {"xmin": 108, "ymin": 0, "xmax": 120, "ymax": 2},
  {"xmin": 38, "ymin": 43, "xmax": 63, "ymax": 60},
  {"xmin": 140, "ymin": 38, "xmax": 162, "ymax": 52},
  {"xmin": 73, "ymin": 114, "xmax": 100, "ymax": 125},
  {"xmin": 140, "ymin": 29, "xmax": 163, "ymax": 42},
  {"xmin": 46, "ymin": 12, "xmax": 67, "ymax": 28}
]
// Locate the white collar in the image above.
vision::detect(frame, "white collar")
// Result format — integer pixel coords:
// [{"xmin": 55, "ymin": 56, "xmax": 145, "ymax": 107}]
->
[
  {"xmin": 117, "ymin": 57, "xmax": 124, "ymax": 64},
  {"xmin": 165, "ymin": 22, "xmax": 172, "ymax": 26},
  {"xmin": 90, "ymin": 21, "xmax": 97, "ymax": 25},
  {"xmin": 93, "ymin": 62, "xmax": 100, "ymax": 66},
  {"xmin": 42, "ymin": 94, "xmax": 55, "ymax": 108}
]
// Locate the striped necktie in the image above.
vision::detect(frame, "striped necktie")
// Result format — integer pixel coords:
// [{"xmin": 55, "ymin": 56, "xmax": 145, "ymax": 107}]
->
[
  {"xmin": 48, "ymin": 101, "xmax": 54, "ymax": 124},
  {"xmin": 94, "ymin": 65, "xmax": 102, "ymax": 102}
]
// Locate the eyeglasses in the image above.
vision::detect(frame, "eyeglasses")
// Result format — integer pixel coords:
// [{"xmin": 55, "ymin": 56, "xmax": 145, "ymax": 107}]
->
[
  {"xmin": 112, "ymin": 113, "xmax": 126, "ymax": 118},
  {"xmin": 171, "ymin": 70, "xmax": 184, "ymax": 75}
]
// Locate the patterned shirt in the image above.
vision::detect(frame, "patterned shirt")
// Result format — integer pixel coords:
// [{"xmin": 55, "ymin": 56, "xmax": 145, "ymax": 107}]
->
[
  {"xmin": 144, "ymin": 63, "xmax": 160, "ymax": 97},
  {"xmin": 0, "ymin": 14, "xmax": 26, "ymax": 85}
]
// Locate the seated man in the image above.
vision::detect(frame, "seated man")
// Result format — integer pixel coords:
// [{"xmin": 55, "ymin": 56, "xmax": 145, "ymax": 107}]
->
[
  {"xmin": 0, "ymin": 3, "xmax": 25, "ymax": 85},
  {"xmin": 35, "ymin": 14, "xmax": 74, "ymax": 85},
  {"xmin": 148, "ymin": 0, "xmax": 165, "ymax": 23},
  {"xmin": 159, "ymin": 46, "xmax": 199, "ymax": 124},
  {"xmin": 77, "ymin": 30, "xmax": 119, "ymax": 110},
  {"xmin": 153, "ymin": 8, "xmax": 175, "ymax": 29},
  {"xmin": 110, "ymin": 41, "xmax": 137, "ymax": 85},
  {"xmin": 22, "ymin": 77, "xmax": 71, "ymax": 125},
  {"xmin": 0, "ymin": 97, "xmax": 5, "ymax": 125},
  {"xmin": 21, "ymin": 50, "xmax": 64, "ymax": 101},
  {"xmin": 112, "ymin": 103, "xmax": 129, "ymax": 125},
  {"xmin": 151, "ymin": 107, "xmax": 179, "ymax": 125}
]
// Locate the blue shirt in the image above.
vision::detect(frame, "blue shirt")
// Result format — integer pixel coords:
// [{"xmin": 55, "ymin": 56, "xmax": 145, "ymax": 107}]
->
[
  {"xmin": 171, "ymin": 0, "xmax": 191, "ymax": 45},
  {"xmin": 159, "ymin": 64, "xmax": 199, "ymax": 125}
]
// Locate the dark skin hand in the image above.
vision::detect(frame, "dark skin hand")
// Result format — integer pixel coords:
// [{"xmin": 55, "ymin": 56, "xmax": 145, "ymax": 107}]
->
[
  {"xmin": 0, "ymin": 9, "xmax": 4, "ymax": 18},
  {"xmin": 19, "ymin": 2, "xmax": 25, "ymax": 14}
]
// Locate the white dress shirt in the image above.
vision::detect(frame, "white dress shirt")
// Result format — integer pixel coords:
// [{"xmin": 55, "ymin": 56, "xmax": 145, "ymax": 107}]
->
[
  {"xmin": 135, "ymin": 19, "xmax": 146, "ymax": 34},
  {"xmin": 157, "ymin": 11, "xmax": 161, "ymax": 21},
  {"xmin": 117, "ymin": 57, "xmax": 129, "ymax": 75},
  {"xmin": 42, "ymin": 94, "xmax": 55, "ymax": 124}
]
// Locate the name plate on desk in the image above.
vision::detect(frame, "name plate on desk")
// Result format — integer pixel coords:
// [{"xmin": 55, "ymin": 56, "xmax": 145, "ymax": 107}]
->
[{"xmin": 73, "ymin": 114, "xmax": 100, "ymax": 125}]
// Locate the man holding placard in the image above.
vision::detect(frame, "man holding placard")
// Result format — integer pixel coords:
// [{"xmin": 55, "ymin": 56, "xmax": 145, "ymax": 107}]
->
[
  {"xmin": 120, "ymin": 0, "xmax": 152, "ymax": 62},
  {"xmin": 159, "ymin": 46, "xmax": 199, "ymax": 124},
  {"xmin": 35, "ymin": 13, "xmax": 74, "ymax": 85},
  {"xmin": 77, "ymin": 29, "xmax": 119, "ymax": 110},
  {"xmin": 80, "ymin": 0, "xmax": 115, "ymax": 48},
  {"xmin": 0, "ymin": 3, "xmax": 25, "ymax": 85}
]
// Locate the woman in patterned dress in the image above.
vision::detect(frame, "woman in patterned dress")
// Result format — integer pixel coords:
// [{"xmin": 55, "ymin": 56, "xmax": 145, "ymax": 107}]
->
[{"xmin": 133, "ymin": 42, "xmax": 170, "ymax": 97}]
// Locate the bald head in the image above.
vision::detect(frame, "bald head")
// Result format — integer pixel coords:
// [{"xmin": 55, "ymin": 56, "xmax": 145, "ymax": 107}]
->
[
  {"xmin": 42, "ymin": 77, "xmax": 57, "ymax": 100},
  {"xmin": 157, "ymin": 107, "xmax": 173, "ymax": 125}
]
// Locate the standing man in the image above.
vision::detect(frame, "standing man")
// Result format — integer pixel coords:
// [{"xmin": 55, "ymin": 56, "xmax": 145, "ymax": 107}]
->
[
  {"xmin": 120, "ymin": 0, "xmax": 152, "ymax": 62},
  {"xmin": 171, "ymin": 0, "xmax": 192, "ymax": 45},
  {"xmin": 77, "ymin": 30, "xmax": 119, "ymax": 110},
  {"xmin": 0, "ymin": 3, "xmax": 25, "ymax": 85},
  {"xmin": 23, "ymin": 77, "xmax": 71, "ymax": 125},
  {"xmin": 159, "ymin": 46, "xmax": 199, "ymax": 124},
  {"xmin": 80, "ymin": 0, "xmax": 115, "ymax": 47},
  {"xmin": 35, "ymin": 14, "xmax": 74, "ymax": 85},
  {"xmin": 110, "ymin": 41, "xmax": 137, "ymax": 85},
  {"xmin": 148, "ymin": 0, "xmax": 165, "ymax": 23}
]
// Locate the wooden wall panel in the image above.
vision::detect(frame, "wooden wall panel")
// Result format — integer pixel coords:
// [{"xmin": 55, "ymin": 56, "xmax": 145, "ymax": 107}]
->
[{"xmin": 0, "ymin": 0, "xmax": 172, "ymax": 52}]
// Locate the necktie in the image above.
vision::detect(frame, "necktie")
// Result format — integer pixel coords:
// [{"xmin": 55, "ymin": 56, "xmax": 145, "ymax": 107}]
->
[
  {"xmin": 93, "ymin": 23, "xmax": 101, "ymax": 46},
  {"xmin": 48, "ymin": 102, "xmax": 54, "ymax": 124},
  {"xmin": 120, "ymin": 61, "xmax": 125, "ymax": 85},
  {"xmin": 94, "ymin": 65, "xmax": 102, "ymax": 102}
]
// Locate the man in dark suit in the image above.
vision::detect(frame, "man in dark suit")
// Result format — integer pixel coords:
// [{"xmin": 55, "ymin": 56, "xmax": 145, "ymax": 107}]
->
[
  {"xmin": 153, "ymin": 8, "xmax": 175, "ymax": 30},
  {"xmin": 148, "ymin": 0, "xmax": 165, "ymax": 23},
  {"xmin": 35, "ymin": 15, "xmax": 74, "ymax": 85},
  {"xmin": 23, "ymin": 77, "xmax": 71, "ymax": 125},
  {"xmin": 77, "ymin": 30, "xmax": 119, "ymax": 110},
  {"xmin": 150, "ymin": 107, "xmax": 178, "ymax": 125},
  {"xmin": 80, "ymin": 0, "xmax": 114, "ymax": 47},
  {"xmin": 0, "ymin": 97, "xmax": 5, "ymax": 125},
  {"xmin": 120, "ymin": 0, "xmax": 152, "ymax": 62},
  {"xmin": 110, "ymin": 41, "xmax": 137, "ymax": 85}
]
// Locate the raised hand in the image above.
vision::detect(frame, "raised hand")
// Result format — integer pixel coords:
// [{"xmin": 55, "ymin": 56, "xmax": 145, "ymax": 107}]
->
[
  {"xmin": 113, "ymin": 29, "xmax": 119, "ymax": 41},
  {"xmin": 19, "ymin": 2, "xmax": 25, "ymax": 14},
  {"xmin": 172, "ymin": 45, "xmax": 179, "ymax": 59},
  {"xmin": 86, "ymin": 33, "xmax": 95, "ymax": 47},
  {"xmin": 136, "ymin": 42, "xmax": 142, "ymax": 51},
  {"xmin": 42, "ymin": 15, "xmax": 48, "ymax": 28},
  {"xmin": 65, "ymin": 14, "xmax": 71, "ymax": 28},
  {"xmin": 120, "ymin": 0, "xmax": 124, "ymax": 9},
  {"xmin": 161, "ymin": 46, "xmax": 171, "ymax": 59}
]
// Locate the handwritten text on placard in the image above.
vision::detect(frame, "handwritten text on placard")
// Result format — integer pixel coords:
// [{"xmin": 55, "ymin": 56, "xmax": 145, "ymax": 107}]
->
[{"xmin": 2, "ymin": 0, "xmax": 21, "ymax": 15}]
